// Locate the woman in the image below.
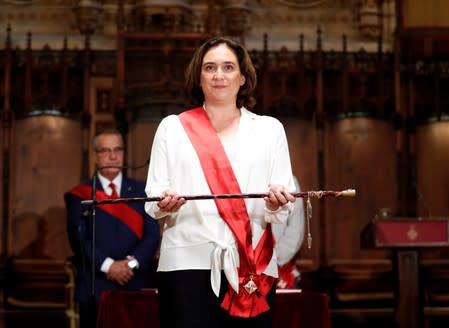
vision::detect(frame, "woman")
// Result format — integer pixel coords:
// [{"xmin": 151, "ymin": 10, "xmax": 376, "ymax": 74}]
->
[{"xmin": 145, "ymin": 37, "xmax": 296, "ymax": 328}]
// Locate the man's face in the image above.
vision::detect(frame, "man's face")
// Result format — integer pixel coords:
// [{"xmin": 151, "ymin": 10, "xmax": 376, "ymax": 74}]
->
[{"xmin": 93, "ymin": 133, "xmax": 124, "ymax": 180}]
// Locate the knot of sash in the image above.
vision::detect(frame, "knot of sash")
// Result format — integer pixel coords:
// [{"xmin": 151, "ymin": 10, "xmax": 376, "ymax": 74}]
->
[{"xmin": 221, "ymin": 273, "xmax": 275, "ymax": 317}]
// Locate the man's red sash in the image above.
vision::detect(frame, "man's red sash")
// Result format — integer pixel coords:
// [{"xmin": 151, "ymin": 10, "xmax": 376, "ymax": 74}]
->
[
  {"xmin": 68, "ymin": 183, "xmax": 143, "ymax": 240},
  {"xmin": 179, "ymin": 107, "xmax": 275, "ymax": 317}
]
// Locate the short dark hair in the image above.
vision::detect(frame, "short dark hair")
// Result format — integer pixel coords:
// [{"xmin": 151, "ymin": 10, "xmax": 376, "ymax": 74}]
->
[
  {"xmin": 185, "ymin": 36, "xmax": 257, "ymax": 109},
  {"xmin": 92, "ymin": 128, "xmax": 124, "ymax": 151}
]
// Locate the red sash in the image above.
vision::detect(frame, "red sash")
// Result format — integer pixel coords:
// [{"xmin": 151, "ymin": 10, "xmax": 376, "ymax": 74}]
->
[
  {"xmin": 277, "ymin": 260, "xmax": 297, "ymax": 289},
  {"xmin": 179, "ymin": 107, "xmax": 275, "ymax": 317},
  {"xmin": 68, "ymin": 183, "xmax": 143, "ymax": 240}
]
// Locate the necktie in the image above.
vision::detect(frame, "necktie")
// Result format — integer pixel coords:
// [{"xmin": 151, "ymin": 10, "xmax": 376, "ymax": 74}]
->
[{"xmin": 109, "ymin": 182, "xmax": 118, "ymax": 199}]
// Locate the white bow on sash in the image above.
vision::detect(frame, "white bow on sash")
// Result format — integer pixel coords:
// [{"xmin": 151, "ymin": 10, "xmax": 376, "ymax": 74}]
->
[{"xmin": 211, "ymin": 242, "xmax": 239, "ymax": 297}]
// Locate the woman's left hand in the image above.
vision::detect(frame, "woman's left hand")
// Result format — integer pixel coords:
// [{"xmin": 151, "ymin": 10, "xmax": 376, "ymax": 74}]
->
[{"xmin": 157, "ymin": 189, "xmax": 186, "ymax": 212}]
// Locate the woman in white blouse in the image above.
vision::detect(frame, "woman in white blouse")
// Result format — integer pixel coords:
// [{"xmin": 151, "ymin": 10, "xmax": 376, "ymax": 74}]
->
[{"xmin": 145, "ymin": 36, "xmax": 296, "ymax": 328}]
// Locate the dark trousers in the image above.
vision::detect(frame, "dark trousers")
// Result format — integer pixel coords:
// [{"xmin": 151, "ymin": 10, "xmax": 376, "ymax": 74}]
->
[{"xmin": 158, "ymin": 270, "xmax": 275, "ymax": 328}]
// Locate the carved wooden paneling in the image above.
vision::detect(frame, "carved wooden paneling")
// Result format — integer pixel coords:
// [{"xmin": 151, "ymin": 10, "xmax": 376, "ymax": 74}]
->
[
  {"xmin": 116, "ymin": 33, "xmax": 210, "ymax": 114},
  {"xmin": 88, "ymin": 77, "xmax": 115, "ymax": 177},
  {"xmin": 324, "ymin": 118, "xmax": 397, "ymax": 265},
  {"xmin": 0, "ymin": 59, "xmax": 4, "ymax": 259},
  {"xmin": 415, "ymin": 121, "xmax": 449, "ymax": 263},
  {"xmin": 11, "ymin": 115, "xmax": 81, "ymax": 261},
  {"xmin": 0, "ymin": 119, "xmax": 3, "ymax": 257},
  {"xmin": 412, "ymin": 59, "xmax": 449, "ymax": 123},
  {"xmin": 126, "ymin": 119, "xmax": 160, "ymax": 183},
  {"xmin": 10, "ymin": 66, "xmax": 26, "ymax": 115},
  {"xmin": 416, "ymin": 121, "xmax": 449, "ymax": 218},
  {"xmin": 256, "ymin": 50, "xmax": 316, "ymax": 119},
  {"xmin": 281, "ymin": 117, "xmax": 320, "ymax": 270}
]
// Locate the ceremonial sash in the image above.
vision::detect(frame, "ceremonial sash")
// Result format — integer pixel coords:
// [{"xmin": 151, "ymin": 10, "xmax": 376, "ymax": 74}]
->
[
  {"xmin": 277, "ymin": 260, "xmax": 297, "ymax": 289},
  {"xmin": 68, "ymin": 183, "xmax": 143, "ymax": 240},
  {"xmin": 179, "ymin": 107, "xmax": 275, "ymax": 317}
]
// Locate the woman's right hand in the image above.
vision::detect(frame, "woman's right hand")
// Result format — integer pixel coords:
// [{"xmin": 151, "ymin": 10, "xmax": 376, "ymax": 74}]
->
[{"xmin": 157, "ymin": 189, "xmax": 186, "ymax": 212}]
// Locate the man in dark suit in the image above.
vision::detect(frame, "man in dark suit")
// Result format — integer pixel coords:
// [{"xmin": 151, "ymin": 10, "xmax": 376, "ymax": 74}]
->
[{"xmin": 65, "ymin": 128, "xmax": 160, "ymax": 328}]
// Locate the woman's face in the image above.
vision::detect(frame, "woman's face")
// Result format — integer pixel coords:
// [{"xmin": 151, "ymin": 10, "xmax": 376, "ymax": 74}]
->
[{"xmin": 200, "ymin": 43, "xmax": 245, "ymax": 105}]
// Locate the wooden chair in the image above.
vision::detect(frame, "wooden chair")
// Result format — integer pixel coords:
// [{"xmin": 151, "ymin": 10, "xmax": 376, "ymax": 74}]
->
[
  {"xmin": 64, "ymin": 258, "xmax": 79, "ymax": 328},
  {"xmin": 422, "ymin": 263, "xmax": 449, "ymax": 328},
  {"xmin": 329, "ymin": 264, "xmax": 396, "ymax": 327},
  {"xmin": 4, "ymin": 258, "xmax": 69, "ymax": 328}
]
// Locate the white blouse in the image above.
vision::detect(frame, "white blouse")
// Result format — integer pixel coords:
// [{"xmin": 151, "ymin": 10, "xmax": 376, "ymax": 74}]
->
[{"xmin": 145, "ymin": 107, "xmax": 296, "ymax": 295}]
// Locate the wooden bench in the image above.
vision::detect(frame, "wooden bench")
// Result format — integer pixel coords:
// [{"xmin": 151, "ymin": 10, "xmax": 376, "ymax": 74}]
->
[
  {"xmin": 329, "ymin": 264, "xmax": 396, "ymax": 327},
  {"xmin": 4, "ymin": 258, "xmax": 74, "ymax": 328},
  {"xmin": 422, "ymin": 263, "xmax": 449, "ymax": 328}
]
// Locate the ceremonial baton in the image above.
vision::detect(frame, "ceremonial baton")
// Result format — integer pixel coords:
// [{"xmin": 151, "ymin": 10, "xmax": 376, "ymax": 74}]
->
[
  {"xmin": 81, "ymin": 189, "xmax": 355, "ymax": 206},
  {"xmin": 81, "ymin": 189, "xmax": 356, "ymax": 249}
]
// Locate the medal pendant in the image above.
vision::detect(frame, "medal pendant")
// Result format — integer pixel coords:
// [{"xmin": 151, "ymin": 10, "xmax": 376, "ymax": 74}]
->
[{"xmin": 244, "ymin": 276, "xmax": 258, "ymax": 294}]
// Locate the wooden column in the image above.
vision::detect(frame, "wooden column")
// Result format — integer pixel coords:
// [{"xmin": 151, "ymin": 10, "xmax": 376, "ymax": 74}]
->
[
  {"xmin": 405, "ymin": 43, "xmax": 417, "ymax": 217},
  {"xmin": 396, "ymin": 250, "xmax": 420, "ymax": 328},
  {"xmin": 24, "ymin": 33, "xmax": 32, "ymax": 113},
  {"xmin": 376, "ymin": 34, "xmax": 385, "ymax": 117},
  {"xmin": 259, "ymin": 34, "xmax": 269, "ymax": 114},
  {"xmin": 315, "ymin": 27, "xmax": 326, "ymax": 266},
  {"xmin": 395, "ymin": 33, "xmax": 407, "ymax": 216},
  {"xmin": 341, "ymin": 35, "xmax": 348, "ymax": 114},
  {"xmin": 60, "ymin": 37, "xmax": 68, "ymax": 112},
  {"xmin": 1, "ymin": 25, "xmax": 12, "ymax": 258},
  {"xmin": 115, "ymin": 0, "xmax": 126, "ymax": 113},
  {"xmin": 297, "ymin": 35, "xmax": 305, "ymax": 113},
  {"xmin": 207, "ymin": 0, "xmax": 216, "ymax": 34},
  {"xmin": 81, "ymin": 35, "xmax": 92, "ymax": 180}
]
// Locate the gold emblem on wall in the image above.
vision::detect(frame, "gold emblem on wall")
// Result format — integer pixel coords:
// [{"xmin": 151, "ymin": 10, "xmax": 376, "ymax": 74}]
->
[{"xmin": 407, "ymin": 224, "xmax": 418, "ymax": 241}]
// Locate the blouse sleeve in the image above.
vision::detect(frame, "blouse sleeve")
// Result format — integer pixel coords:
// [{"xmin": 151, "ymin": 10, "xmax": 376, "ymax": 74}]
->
[{"xmin": 263, "ymin": 118, "xmax": 295, "ymax": 224}]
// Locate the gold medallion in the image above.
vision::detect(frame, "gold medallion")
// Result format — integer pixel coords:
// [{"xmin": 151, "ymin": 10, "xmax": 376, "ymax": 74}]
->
[{"xmin": 244, "ymin": 275, "xmax": 258, "ymax": 294}]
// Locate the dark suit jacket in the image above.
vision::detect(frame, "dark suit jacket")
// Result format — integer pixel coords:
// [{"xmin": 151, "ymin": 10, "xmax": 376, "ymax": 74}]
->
[{"xmin": 65, "ymin": 175, "xmax": 160, "ymax": 303}]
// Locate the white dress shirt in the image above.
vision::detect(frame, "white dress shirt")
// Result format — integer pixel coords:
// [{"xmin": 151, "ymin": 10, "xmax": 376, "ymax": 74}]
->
[{"xmin": 97, "ymin": 172, "xmax": 124, "ymax": 273}]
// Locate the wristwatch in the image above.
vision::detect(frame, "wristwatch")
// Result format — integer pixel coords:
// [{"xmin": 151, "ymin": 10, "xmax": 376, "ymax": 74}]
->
[{"xmin": 127, "ymin": 258, "xmax": 138, "ymax": 270}]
